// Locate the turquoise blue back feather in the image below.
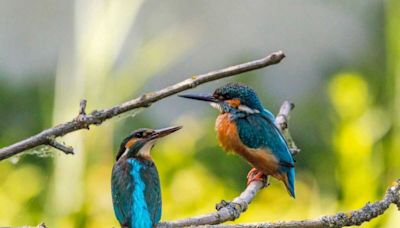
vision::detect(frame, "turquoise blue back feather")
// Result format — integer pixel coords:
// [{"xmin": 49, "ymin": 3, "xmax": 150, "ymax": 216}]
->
[{"xmin": 111, "ymin": 158, "xmax": 161, "ymax": 228}]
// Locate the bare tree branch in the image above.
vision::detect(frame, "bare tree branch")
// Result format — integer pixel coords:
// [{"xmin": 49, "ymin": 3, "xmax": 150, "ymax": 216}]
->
[
  {"xmin": 208, "ymin": 179, "xmax": 400, "ymax": 228},
  {"xmin": 158, "ymin": 100, "xmax": 298, "ymax": 227},
  {"xmin": 0, "ymin": 51, "xmax": 285, "ymax": 161}
]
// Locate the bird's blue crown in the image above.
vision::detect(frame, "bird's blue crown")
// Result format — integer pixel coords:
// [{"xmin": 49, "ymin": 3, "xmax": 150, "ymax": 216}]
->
[{"xmin": 213, "ymin": 83, "xmax": 263, "ymax": 111}]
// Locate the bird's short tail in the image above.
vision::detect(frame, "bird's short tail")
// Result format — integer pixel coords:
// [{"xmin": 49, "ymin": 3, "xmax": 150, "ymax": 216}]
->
[{"xmin": 282, "ymin": 168, "xmax": 295, "ymax": 198}]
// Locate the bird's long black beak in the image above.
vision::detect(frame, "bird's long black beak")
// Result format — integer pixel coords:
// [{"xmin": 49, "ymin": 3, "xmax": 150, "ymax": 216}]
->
[
  {"xmin": 178, "ymin": 93, "xmax": 219, "ymax": 103},
  {"xmin": 150, "ymin": 126, "xmax": 182, "ymax": 140}
]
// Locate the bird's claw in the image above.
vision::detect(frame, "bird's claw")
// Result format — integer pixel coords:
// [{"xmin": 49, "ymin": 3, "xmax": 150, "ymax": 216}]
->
[{"xmin": 246, "ymin": 168, "xmax": 267, "ymax": 185}]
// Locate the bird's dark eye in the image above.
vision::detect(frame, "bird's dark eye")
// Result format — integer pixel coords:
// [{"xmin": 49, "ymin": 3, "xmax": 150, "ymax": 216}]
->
[
  {"xmin": 135, "ymin": 132, "xmax": 143, "ymax": 138},
  {"xmin": 213, "ymin": 93, "xmax": 225, "ymax": 100}
]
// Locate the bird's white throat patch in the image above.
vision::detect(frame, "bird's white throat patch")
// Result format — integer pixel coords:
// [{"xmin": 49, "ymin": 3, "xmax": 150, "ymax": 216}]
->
[
  {"xmin": 210, "ymin": 102, "xmax": 223, "ymax": 112},
  {"xmin": 120, "ymin": 140, "xmax": 156, "ymax": 159},
  {"xmin": 138, "ymin": 140, "xmax": 156, "ymax": 158},
  {"xmin": 210, "ymin": 102, "xmax": 259, "ymax": 114}
]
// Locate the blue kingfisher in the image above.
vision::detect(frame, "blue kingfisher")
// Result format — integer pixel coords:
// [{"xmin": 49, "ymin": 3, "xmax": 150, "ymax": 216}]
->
[
  {"xmin": 180, "ymin": 82, "xmax": 295, "ymax": 198},
  {"xmin": 111, "ymin": 126, "xmax": 182, "ymax": 228}
]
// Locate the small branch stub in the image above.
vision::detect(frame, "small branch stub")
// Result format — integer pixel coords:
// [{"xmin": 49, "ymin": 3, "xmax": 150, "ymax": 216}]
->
[
  {"xmin": 46, "ymin": 138, "xmax": 74, "ymax": 155},
  {"xmin": 76, "ymin": 99, "xmax": 90, "ymax": 129},
  {"xmin": 79, "ymin": 99, "xmax": 87, "ymax": 116}
]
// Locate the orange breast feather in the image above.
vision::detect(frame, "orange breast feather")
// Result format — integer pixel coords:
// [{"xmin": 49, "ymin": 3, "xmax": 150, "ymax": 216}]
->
[{"xmin": 215, "ymin": 114, "xmax": 280, "ymax": 175}]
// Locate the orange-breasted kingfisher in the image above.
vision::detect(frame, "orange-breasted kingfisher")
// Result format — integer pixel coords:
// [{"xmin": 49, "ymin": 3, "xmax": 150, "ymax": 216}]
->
[
  {"xmin": 179, "ymin": 82, "xmax": 295, "ymax": 198},
  {"xmin": 111, "ymin": 126, "xmax": 182, "ymax": 228}
]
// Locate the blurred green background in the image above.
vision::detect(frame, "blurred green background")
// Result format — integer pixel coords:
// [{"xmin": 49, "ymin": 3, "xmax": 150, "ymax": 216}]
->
[{"xmin": 0, "ymin": 1, "xmax": 399, "ymax": 227}]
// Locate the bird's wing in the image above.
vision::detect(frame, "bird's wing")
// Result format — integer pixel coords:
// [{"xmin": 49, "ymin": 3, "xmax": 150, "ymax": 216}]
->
[
  {"xmin": 141, "ymin": 163, "xmax": 162, "ymax": 224},
  {"xmin": 236, "ymin": 113, "xmax": 294, "ymax": 167},
  {"xmin": 111, "ymin": 160, "xmax": 132, "ymax": 226}
]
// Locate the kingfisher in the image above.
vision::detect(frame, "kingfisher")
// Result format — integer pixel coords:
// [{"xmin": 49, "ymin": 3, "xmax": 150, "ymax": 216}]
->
[
  {"xmin": 179, "ymin": 83, "xmax": 295, "ymax": 198},
  {"xmin": 111, "ymin": 126, "xmax": 182, "ymax": 228}
]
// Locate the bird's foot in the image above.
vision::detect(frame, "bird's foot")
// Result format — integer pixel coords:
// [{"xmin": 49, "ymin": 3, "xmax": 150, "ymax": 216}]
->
[
  {"xmin": 215, "ymin": 200, "xmax": 246, "ymax": 218},
  {"xmin": 246, "ymin": 168, "xmax": 267, "ymax": 185}
]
